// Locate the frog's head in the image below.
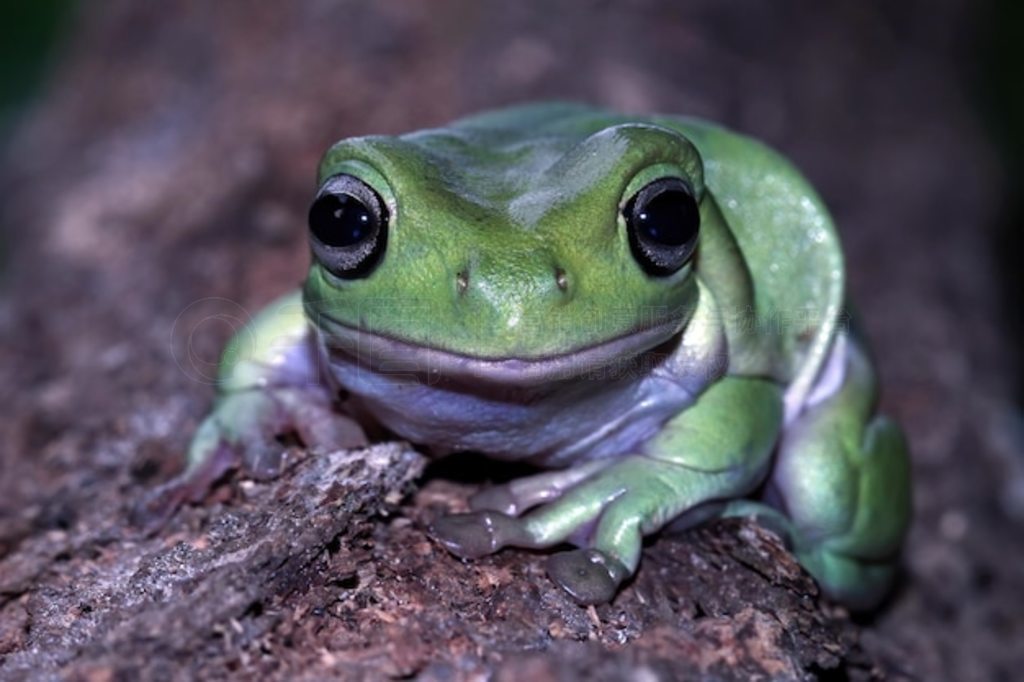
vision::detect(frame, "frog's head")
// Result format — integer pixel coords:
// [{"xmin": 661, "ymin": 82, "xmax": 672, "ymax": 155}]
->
[{"xmin": 303, "ymin": 120, "xmax": 707, "ymax": 386}]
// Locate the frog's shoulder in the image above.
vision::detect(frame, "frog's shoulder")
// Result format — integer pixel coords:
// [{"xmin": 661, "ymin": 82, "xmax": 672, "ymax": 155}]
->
[{"xmin": 653, "ymin": 115, "xmax": 845, "ymax": 415}]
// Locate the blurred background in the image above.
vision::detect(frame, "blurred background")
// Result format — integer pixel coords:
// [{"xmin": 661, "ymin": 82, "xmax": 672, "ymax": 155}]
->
[{"xmin": 0, "ymin": 1, "xmax": 1020, "ymax": 679}]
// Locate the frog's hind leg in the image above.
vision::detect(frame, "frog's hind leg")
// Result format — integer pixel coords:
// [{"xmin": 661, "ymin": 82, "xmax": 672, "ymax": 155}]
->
[{"xmin": 747, "ymin": 331, "xmax": 912, "ymax": 610}]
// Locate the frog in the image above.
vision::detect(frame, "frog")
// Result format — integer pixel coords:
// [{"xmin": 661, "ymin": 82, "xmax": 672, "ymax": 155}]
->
[{"xmin": 151, "ymin": 103, "xmax": 911, "ymax": 610}]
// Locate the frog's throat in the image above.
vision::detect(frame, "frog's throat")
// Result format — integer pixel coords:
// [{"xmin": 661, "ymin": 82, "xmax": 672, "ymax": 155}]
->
[{"xmin": 310, "ymin": 312, "xmax": 689, "ymax": 388}]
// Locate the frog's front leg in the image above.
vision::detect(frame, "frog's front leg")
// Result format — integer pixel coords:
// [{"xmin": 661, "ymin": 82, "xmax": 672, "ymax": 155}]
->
[
  {"xmin": 432, "ymin": 377, "xmax": 783, "ymax": 604},
  {"xmin": 138, "ymin": 291, "xmax": 365, "ymax": 527}
]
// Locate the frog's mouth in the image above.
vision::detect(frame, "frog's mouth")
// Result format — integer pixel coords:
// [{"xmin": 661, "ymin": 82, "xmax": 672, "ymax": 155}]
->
[{"xmin": 312, "ymin": 313, "xmax": 687, "ymax": 388}]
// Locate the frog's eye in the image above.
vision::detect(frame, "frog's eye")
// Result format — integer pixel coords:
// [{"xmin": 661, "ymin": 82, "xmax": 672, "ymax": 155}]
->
[
  {"xmin": 308, "ymin": 174, "xmax": 389, "ymax": 279},
  {"xmin": 623, "ymin": 177, "xmax": 700, "ymax": 276}
]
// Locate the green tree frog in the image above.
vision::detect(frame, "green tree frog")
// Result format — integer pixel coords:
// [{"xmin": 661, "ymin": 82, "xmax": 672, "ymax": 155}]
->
[{"xmin": 156, "ymin": 103, "xmax": 911, "ymax": 609}]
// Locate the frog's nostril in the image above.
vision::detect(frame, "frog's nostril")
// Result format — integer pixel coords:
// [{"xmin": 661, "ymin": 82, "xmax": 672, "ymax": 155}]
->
[
  {"xmin": 456, "ymin": 268, "xmax": 470, "ymax": 295},
  {"xmin": 554, "ymin": 267, "xmax": 569, "ymax": 293}
]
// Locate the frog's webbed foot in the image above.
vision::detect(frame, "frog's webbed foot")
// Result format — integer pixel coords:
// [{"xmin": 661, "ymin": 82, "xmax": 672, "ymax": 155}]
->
[
  {"xmin": 431, "ymin": 457, "xmax": 662, "ymax": 604},
  {"xmin": 432, "ymin": 460, "xmax": 617, "ymax": 564},
  {"xmin": 133, "ymin": 436, "xmax": 240, "ymax": 533},
  {"xmin": 432, "ymin": 455, "xmax": 744, "ymax": 605},
  {"xmin": 135, "ymin": 387, "xmax": 366, "ymax": 532},
  {"xmin": 433, "ymin": 460, "xmax": 611, "ymax": 561}
]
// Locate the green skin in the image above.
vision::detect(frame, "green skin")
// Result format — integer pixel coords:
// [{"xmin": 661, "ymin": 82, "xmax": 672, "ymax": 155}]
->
[{"xmin": 157, "ymin": 104, "xmax": 911, "ymax": 609}]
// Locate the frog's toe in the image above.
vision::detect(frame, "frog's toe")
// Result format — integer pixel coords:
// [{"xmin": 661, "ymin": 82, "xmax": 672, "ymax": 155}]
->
[
  {"xmin": 468, "ymin": 486, "xmax": 520, "ymax": 515},
  {"xmin": 546, "ymin": 548, "xmax": 629, "ymax": 605},
  {"xmin": 218, "ymin": 388, "xmax": 364, "ymax": 481},
  {"xmin": 278, "ymin": 390, "xmax": 368, "ymax": 453},
  {"xmin": 132, "ymin": 439, "xmax": 239, "ymax": 533},
  {"xmin": 468, "ymin": 461, "xmax": 610, "ymax": 516},
  {"xmin": 240, "ymin": 438, "xmax": 291, "ymax": 480},
  {"xmin": 431, "ymin": 510, "xmax": 527, "ymax": 559}
]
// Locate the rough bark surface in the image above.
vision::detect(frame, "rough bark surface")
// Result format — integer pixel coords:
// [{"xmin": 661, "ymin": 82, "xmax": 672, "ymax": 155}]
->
[{"xmin": 1, "ymin": 2, "xmax": 1021, "ymax": 680}]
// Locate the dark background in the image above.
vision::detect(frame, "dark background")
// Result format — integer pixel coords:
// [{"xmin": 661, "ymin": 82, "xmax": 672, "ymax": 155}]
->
[{"xmin": 0, "ymin": 2, "xmax": 1021, "ymax": 679}]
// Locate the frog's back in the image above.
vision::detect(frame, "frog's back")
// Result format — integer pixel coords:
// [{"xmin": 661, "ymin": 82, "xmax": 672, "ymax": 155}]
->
[{"xmin": 438, "ymin": 104, "xmax": 846, "ymax": 409}]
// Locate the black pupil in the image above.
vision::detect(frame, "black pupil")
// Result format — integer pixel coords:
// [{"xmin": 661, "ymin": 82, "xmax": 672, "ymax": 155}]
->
[
  {"xmin": 310, "ymin": 194, "xmax": 374, "ymax": 247},
  {"xmin": 635, "ymin": 189, "xmax": 698, "ymax": 246}
]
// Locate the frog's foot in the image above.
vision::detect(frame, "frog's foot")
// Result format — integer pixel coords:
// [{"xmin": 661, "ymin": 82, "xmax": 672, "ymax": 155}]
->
[
  {"xmin": 133, "ymin": 436, "xmax": 239, "ymax": 532},
  {"xmin": 433, "ymin": 455, "xmax": 745, "ymax": 605},
  {"xmin": 431, "ymin": 499, "xmax": 637, "ymax": 605},
  {"xmin": 135, "ymin": 387, "xmax": 366, "ymax": 531}
]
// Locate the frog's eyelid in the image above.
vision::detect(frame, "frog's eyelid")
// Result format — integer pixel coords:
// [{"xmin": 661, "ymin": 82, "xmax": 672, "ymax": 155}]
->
[{"xmin": 317, "ymin": 157, "xmax": 397, "ymax": 205}]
